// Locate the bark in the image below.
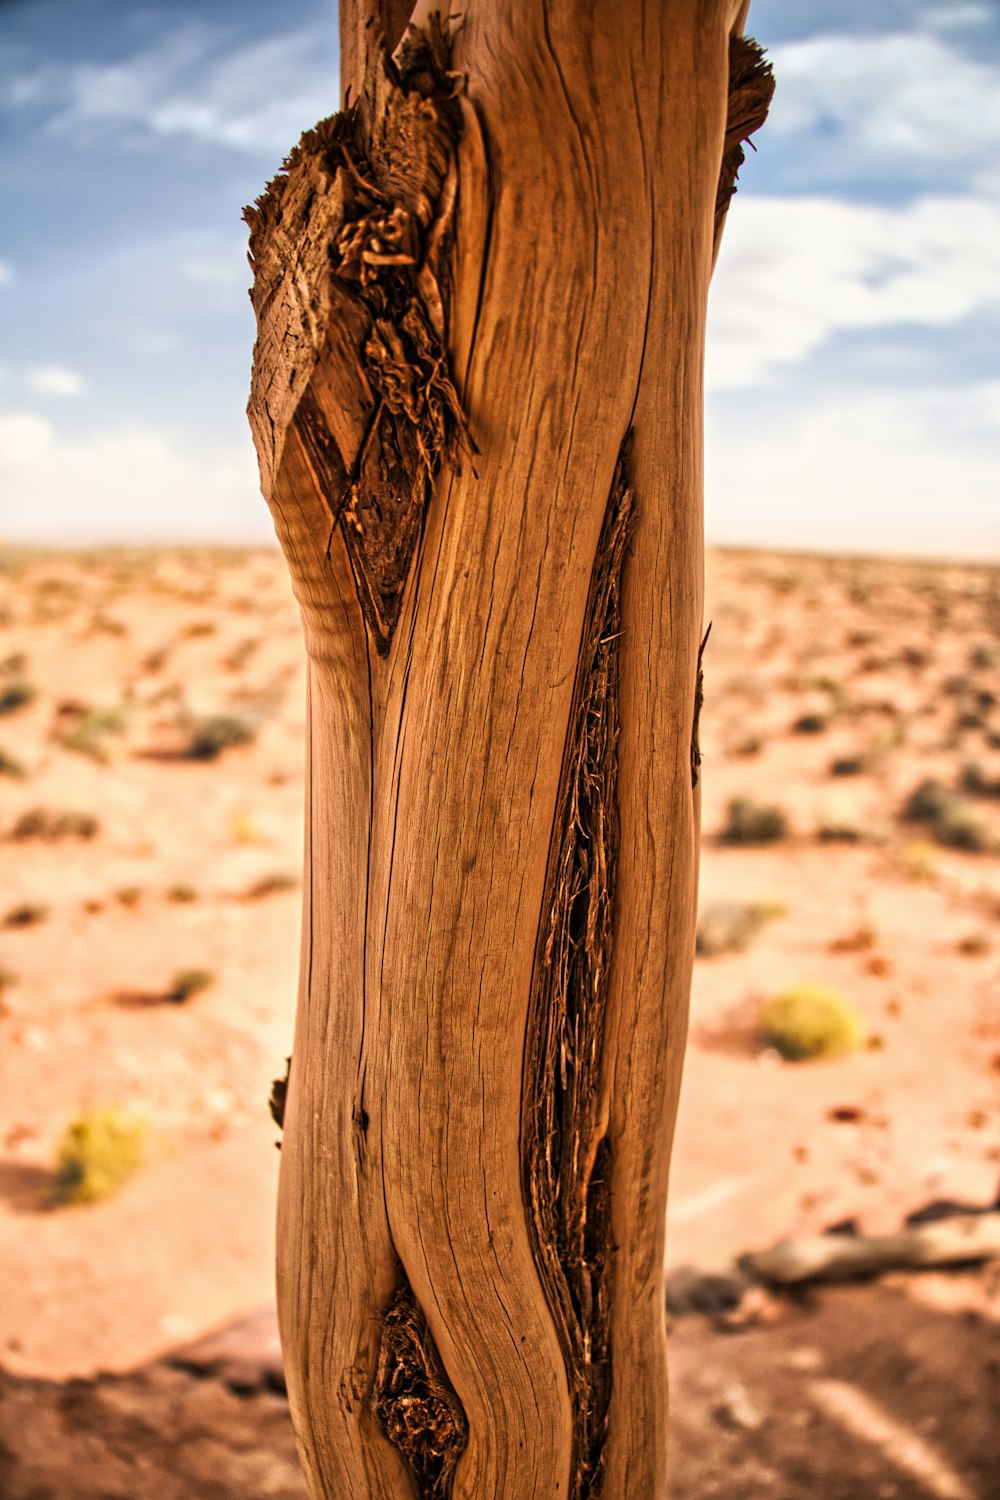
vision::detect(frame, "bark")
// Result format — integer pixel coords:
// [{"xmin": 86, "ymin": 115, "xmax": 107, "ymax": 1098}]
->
[{"xmin": 245, "ymin": 3, "xmax": 771, "ymax": 1496}]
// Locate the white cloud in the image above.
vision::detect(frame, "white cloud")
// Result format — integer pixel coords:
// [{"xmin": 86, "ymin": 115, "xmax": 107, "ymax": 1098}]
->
[
  {"xmin": 0, "ymin": 261, "xmax": 12, "ymax": 287},
  {"xmin": 24, "ymin": 364, "xmax": 87, "ymax": 397},
  {"xmin": 709, "ymin": 191, "xmax": 1000, "ymax": 390},
  {"xmin": 922, "ymin": 3, "xmax": 994, "ymax": 31},
  {"xmin": 767, "ymin": 31, "xmax": 1000, "ymax": 186},
  {"xmin": 40, "ymin": 24, "xmax": 337, "ymax": 157},
  {"xmin": 706, "ymin": 381, "xmax": 1000, "ymax": 559},
  {"xmin": 0, "ymin": 411, "xmax": 270, "ymax": 543}
]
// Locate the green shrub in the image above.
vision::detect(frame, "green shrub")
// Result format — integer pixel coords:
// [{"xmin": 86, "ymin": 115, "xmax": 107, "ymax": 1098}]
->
[
  {"xmin": 51, "ymin": 1107, "xmax": 148, "ymax": 1206},
  {"xmin": 166, "ymin": 967, "xmax": 214, "ymax": 1004},
  {"xmin": 185, "ymin": 714, "xmax": 257, "ymax": 761},
  {"xmin": 760, "ymin": 985, "xmax": 864, "ymax": 1061},
  {"xmin": 721, "ymin": 797, "xmax": 788, "ymax": 846}
]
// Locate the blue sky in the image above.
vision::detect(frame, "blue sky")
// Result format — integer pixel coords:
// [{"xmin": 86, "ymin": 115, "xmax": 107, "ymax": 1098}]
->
[{"xmin": 0, "ymin": 0, "xmax": 997, "ymax": 556}]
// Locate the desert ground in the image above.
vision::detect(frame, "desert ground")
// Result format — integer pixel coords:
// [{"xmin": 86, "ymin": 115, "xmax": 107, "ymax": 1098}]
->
[{"xmin": 0, "ymin": 544, "xmax": 997, "ymax": 1495}]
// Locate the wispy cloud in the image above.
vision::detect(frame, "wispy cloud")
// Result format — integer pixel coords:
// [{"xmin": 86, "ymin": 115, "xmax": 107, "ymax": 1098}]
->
[
  {"xmin": 766, "ymin": 30, "xmax": 1000, "ymax": 190},
  {"xmin": 0, "ymin": 410, "xmax": 268, "ymax": 542},
  {"xmin": 709, "ymin": 191, "xmax": 1000, "ymax": 390},
  {"xmin": 706, "ymin": 380, "xmax": 1000, "ymax": 558},
  {"xmin": 0, "ymin": 261, "xmax": 12, "ymax": 287},
  {"xmin": 25, "ymin": 364, "xmax": 87, "ymax": 397},
  {"xmin": 9, "ymin": 22, "xmax": 337, "ymax": 158}
]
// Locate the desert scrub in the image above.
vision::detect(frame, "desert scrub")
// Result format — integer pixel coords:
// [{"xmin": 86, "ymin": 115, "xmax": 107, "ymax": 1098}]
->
[
  {"xmin": 51, "ymin": 1107, "xmax": 148, "ymax": 1206},
  {"xmin": 760, "ymin": 985, "xmax": 864, "ymax": 1061},
  {"xmin": 902, "ymin": 779, "xmax": 990, "ymax": 852},
  {"xmin": 816, "ymin": 794, "xmax": 864, "ymax": 844},
  {"xmin": 696, "ymin": 900, "xmax": 784, "ymax": 957},
  {"xmin": 185, "ymin": 713, "xmax": 257, "ymax": 761},
  {"xmin": 961, "ymin": 761, "xmax": 1000, "ymax": 799},
  {"xmin": 3, "ymin": 902, "xmax": 49, "ymax": 928},
  {"xmin": 9, "ymin": 807, "xmax": 99, "ymax": 841},
  {"xmin": 166, "ymin": 967, "xmax": 214, "ymax": 1003},
  {"xmin": 54, "ymin": 703, "xmax": 128, "ymax": 763},
  {"xmin": 721, "ymin": 797, "xmax": 788, "ymax": 845},
  {"xmin": 224, "ymin": 637, "xmax": 260, "ymax": 672},
  {"xmin": 793, "ymin": 712, "xmax": 828, "ymax": 734},
  {"xmin": 245, "ymin": 871, "xmax": 299, "ymax": 899},
  {"xmin": 0, "ymin": 678, "xmax": 36, "ymax": 715},
  {"xmin": 0, "ymin": 746, "xmax": 26, "ymax": 778},
  {"xmin": 830, "ymin": 754, "xmax": 867, "ymax": 777}
]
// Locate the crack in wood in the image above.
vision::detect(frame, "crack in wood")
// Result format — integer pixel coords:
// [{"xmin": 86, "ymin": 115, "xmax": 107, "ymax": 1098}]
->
[
  {"xmin": 523, "ymin": 441, "xmax": 635, "ymax": 1498},
  {"xmin": 714, "ymin": 33, "xmax": 774, "ymax": 249},
  {"xmin": 371, "ymin": 1270, "xmax": 468, "ymax": 1497},
  {"xmin": 691, "ymin": 622, "xmax": 711, "ymax": 790},
  {"xmin": 245, "ymin": 18, "xmax": 470, "ymax": 655}
]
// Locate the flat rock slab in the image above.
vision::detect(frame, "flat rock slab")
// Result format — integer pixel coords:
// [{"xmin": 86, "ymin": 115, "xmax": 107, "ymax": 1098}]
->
[{"xmin": 2, "ymin": 1275, "xmax": 999, "ymax": 1498}]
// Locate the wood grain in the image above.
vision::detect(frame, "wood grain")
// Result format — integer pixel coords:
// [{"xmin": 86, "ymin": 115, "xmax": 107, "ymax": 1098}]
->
[{"xmin": 247, "ymin": 3, "xmax": 765, "ymax": 1494}]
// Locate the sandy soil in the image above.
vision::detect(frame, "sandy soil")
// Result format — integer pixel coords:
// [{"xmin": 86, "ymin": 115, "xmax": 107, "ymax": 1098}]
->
[
  {"xmin": 3, "ymin": 1274, "xmax": 999, "ymax": 1499},
  {"xmin": 0, "ymin": 545, "xmax": 997, "ymax": 1401}
]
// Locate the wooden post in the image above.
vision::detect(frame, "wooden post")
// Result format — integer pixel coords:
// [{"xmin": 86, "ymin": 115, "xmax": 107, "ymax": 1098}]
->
[{"xmin": 246, "ymin": 4, "xmax": 771, "ymax": 1495}]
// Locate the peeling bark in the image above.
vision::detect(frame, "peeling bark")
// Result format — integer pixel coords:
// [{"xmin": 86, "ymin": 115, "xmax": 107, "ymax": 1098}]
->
[
  {"xmin": 714, "ymin": 33, "xmax": 774, "ymax": 253},
  {"xmin": 245, "ymin": 17, "xmax": 468, "ymax": 656}
]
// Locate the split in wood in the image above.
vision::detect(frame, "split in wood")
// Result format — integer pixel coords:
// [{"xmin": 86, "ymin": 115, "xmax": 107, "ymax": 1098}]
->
[
  {"xmin": 522, "ymin": 440, "xmax": 634, "ymax": 1500},
  {"xmin": 371, "ymin": 1272, "xmax": 468, "ymax": 1497}
]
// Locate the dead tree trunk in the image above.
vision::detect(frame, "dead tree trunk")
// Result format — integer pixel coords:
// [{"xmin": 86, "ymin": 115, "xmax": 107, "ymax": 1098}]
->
[{"xmin": 246, "ymin": 3, "xmax": 771, "ymax": 1495}]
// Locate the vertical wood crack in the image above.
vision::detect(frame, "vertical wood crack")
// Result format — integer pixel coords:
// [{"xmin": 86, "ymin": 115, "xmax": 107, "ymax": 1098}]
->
[{"xmin": 522, "ymin": 439, "xmax": 635, "ymax": 1498}]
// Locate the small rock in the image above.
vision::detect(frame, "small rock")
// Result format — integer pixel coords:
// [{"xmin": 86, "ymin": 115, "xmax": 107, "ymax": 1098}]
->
[{"xmin": 712, "ymin": 1381, "xmax": 764, "ymax": 1432}]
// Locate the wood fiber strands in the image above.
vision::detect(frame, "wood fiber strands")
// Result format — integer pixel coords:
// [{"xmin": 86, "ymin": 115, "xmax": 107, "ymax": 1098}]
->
[{"xmin": 522, "ymin": 443, "xmax": 634, "ymax": 1500}]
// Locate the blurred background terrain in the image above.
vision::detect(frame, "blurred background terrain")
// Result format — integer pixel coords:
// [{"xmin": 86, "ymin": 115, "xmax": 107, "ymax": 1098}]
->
[
  {"xmin": 0, "ymin": 545, "xmax": 998, "ymax": 1497},
  {"xmin": 1, "ymin": 0, "xmax": 999, "ymax": 1494}
]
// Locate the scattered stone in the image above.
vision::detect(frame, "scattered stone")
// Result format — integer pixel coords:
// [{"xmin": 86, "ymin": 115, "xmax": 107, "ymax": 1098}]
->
[
  {"xmin": 713, "ymin": 1381, "xmax": 765, "ymax": 1432},
  {"xmin": 696, "ymin": 901, "xmax": 781, "ymax": 957}
]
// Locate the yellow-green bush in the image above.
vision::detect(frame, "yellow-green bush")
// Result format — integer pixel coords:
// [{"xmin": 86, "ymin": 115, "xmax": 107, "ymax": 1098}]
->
[
  {"xmin": 51, "ymin": 1107, "xmax": 148, "ymax": 1206},
  {"xmin": 759, "ymin": 985, "xmax": 863, "ymax": 1062}
]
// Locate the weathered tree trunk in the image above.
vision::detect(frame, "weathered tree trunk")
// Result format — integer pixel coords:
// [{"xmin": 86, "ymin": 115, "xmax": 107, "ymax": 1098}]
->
[{"xmin": 246, "ymin": 3, "xmax": 771, "ymax": 1496}]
